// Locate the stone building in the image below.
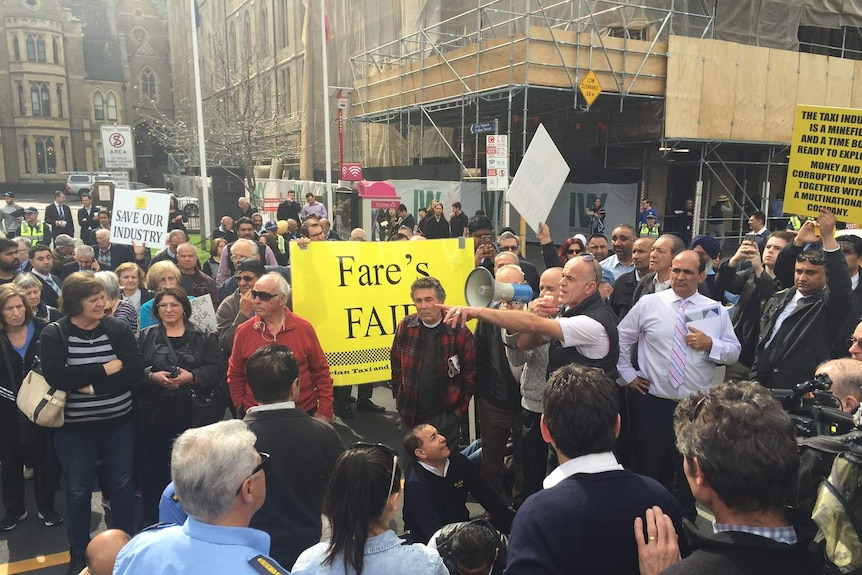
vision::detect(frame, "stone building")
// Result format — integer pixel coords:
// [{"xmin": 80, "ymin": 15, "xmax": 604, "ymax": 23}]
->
[{"xmin": 0, "ymin": 0, "xmax": 173, "ymax": 192}]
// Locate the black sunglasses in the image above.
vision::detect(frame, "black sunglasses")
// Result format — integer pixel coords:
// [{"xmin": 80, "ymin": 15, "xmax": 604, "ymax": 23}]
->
[
  {"xmin": 251, "ymin": 289, "xmax": 280, "ymax": 302},
  {"xmin": 234, "ymin": 275, "xmax": 257, "ymax": 283},
  {"xmin": 235, "ymin": 452, "xmax": 271, "ymax": 495},
  {"xmin": 353, "ymin": 442, "xmax": 399, "ymax": 498},
  {"xmin": 499, "ymin": 245, "xmax": 520, "ymax": 252},
  {"xmin": 567, "ymin": 248, "xmax": 582, "ymax": 255},
  {"xmin": 796, "ymin": 253, "xmax": 824, "ymax": 265}
]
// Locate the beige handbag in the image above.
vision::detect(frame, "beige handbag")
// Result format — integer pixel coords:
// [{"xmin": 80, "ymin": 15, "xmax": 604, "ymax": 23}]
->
[{"xmin": 15, "ymin": 358, "xmax": 66, "ymax": 428}]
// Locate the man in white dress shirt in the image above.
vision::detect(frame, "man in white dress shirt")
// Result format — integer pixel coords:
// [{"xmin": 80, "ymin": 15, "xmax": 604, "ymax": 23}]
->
[{"xmin": 617, "ymin": 250, "xmax": 740, "ymax": 514}]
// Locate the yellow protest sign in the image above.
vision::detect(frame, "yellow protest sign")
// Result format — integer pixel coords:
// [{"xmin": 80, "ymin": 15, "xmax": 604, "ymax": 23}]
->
[
  {"xmin": 784, "ymin": 104, "xmax": 862, "ymax": 224},
  {"xmin": 291, "ymin": 238, "xmax": 475, "ymax": 386}
]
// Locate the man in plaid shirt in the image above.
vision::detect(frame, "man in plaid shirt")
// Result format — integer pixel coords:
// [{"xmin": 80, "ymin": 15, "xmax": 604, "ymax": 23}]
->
[{"xmin": 391, "ymin": 277, "xmax": 475, "ymax": 451}]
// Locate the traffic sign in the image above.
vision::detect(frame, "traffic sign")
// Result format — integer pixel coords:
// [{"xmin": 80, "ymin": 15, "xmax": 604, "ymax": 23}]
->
[
  {"xmin": 486, "ymin": 135, "xmax": 509, "ymax": 191},
  {"xmin": 470, "ymin": 121, "xmax": 495, "ymax": 135},
  {"xmin": 101, "ymin": 125, "xmax": 135, "ymax": 169},
  {"xmin": 578, "ymin": 70, "xmax": 602, "ymax": 108},
  {"xmin": 340, "ymin": 162, "xmax": 363, "ymax": 181}
]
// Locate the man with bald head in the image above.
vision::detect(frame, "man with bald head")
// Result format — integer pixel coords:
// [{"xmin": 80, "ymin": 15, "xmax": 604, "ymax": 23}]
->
[
  {"xmin": 472, "ymin": 264, "xmax": 527, "ymax": 504},
  {"xmin": 504, "ymin": 266, "xmax": 564, "ymax": 497},
  {"xmin": 609, "ymin": 236, "xmax": 654, "ymax": 319},
  {"xmin": 81, "ymin": 529, "xmax": 130, "ymax": 575},
  {"xmin": 443, "ymin": 254, "xmax": 619, "ymax": 384},
  {"xmin": 617, "ymin": 250, "xmax": 740, "ymax": 512}
]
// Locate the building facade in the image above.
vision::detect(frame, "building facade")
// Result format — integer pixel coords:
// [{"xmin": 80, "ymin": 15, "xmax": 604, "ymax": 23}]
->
[{"xmin": 0, "ymin": 0, "xmax": 173, "ymax": 192}]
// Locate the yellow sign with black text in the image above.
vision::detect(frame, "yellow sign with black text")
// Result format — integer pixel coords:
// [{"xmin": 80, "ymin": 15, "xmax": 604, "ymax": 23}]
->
[
  {"xmin": 784, "ymin": 104, "xmax": 862, "ymax": 225},
  {"xmin": 291, "ymin": 239, "xmax": 475, "ymax": 386}
]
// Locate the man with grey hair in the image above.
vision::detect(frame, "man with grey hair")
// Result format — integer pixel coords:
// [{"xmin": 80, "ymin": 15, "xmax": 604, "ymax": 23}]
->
[
  {"xmin": 176, "ymin": 242, "xmax": 218, "ymax": 306},
  {"xmin": 211, "ymin": 216, "xmax": 237, "ymax": 244},
  {"xmin": 61, "ymin": 244, "xmax": 99, "ymax": 280},
  {"xmin": 818, "ymin": 358, "xmax": 862, "ymax": 415},
  {"xmin": 228, "ymin": 272, "xmax": 333, "ymax": 423},
  {"xmin": 391, "ymin": 276, "xmax": 476, "ymax": 450},
  {"xmin": 113, "ymin": 420, "xmax": 287, "ymax": 574},
  {"xmin": 91, "ymin": 229, "xmax": 134, "ymax": 272},
  {"xmin": 51, "ymin": 233, "xmax": 76, "ymax": 276},
  {"xmin": 349, "ymin": 228, "xmax": 367, "ymax": 241},
  {"xmin": 150, "ymin": 229, "xmax": 188, "ymax": 267},
  {"xmin": 496, "ymin": 230, "xmax": 539, "ymax": 297}
]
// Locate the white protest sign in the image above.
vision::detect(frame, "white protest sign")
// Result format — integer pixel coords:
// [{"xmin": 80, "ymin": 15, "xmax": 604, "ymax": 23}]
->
[
  {"xmin": 505, "ymin": 124, "xmax": 570, "ymax": 233},
  {"xmin": 189, "ymin": 295, "xmax": 217, "ymax": 333},
  {"xmin": 110, "ymin": 190, "xmax": 170, "ymax": 248}
]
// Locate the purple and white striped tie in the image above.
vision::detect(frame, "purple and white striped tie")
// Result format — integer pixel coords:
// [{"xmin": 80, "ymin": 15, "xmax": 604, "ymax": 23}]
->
[{"xmin": 669, "ymin": 300, "xmax": 688, "ymax": 388}]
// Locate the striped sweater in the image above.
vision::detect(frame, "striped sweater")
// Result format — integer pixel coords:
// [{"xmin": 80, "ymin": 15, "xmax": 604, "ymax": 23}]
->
[{"xmin": 40, "ymin": 315, "xmax": 143, "ymax": 431}]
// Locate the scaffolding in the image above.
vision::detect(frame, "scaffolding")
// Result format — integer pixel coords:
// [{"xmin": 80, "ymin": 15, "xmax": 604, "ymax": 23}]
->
[{"xmin": 348, "ymin": 0, "xmax": 715, "ymax": 171}]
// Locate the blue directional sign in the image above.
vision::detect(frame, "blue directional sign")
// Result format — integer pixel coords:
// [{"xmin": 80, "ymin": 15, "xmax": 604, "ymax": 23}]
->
[{"xmin": 470, "ymin": 121, "xmax": 495, "ymax": 135}]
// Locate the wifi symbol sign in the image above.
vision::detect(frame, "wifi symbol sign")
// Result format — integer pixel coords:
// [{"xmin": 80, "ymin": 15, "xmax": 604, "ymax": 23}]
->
[{"xmin": 341, "ymin": 163, "xmax": 364, "ymax": 181}]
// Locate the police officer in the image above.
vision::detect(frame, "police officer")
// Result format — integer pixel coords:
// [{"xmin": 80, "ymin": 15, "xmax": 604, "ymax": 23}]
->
[
  {"xmin": 19, "ymin": 207, "xmax": 51, "ymax": 247},
  {"xmin": 112, "ymin": 420, "xmax": 287, "ymax": 575}
]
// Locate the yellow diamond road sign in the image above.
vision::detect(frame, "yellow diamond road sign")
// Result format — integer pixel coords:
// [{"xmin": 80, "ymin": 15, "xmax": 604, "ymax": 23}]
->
[{"xmin": 579, "ymin": 70, "xmax": 602, "ymax": 107}]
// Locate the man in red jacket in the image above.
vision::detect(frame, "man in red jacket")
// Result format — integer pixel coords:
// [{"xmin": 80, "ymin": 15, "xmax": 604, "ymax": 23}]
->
[{"xmin": 228, "ymin": 272, "xmax": 334, "ymax": 422}]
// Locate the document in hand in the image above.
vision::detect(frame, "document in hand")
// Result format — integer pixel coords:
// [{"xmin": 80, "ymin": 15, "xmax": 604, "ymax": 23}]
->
[{"xmin": 684, "ymin": 303, "xmax": 724, "ymax": 340}]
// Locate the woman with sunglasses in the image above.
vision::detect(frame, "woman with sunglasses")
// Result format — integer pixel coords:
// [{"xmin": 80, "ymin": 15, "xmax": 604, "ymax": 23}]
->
[
  {"xmin": 138, "ymin": 286, "xmax": 227, "ymax": 525},
  {"xmin": 537, "ymin": 221, "xmax": 586, "ymax": 268},
  {"xmin": 292, "ymin": 444, "xmax": 447, "ymax": 575}
]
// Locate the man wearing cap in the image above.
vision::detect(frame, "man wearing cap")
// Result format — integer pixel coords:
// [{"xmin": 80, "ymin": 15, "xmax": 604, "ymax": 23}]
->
[
  {"xmin": 638, "ymin": 213, "xmax": 661, "ymax": 239},
  {"xmin": 217, "ymin": 257, "xmax": 266, "ymax": 356},
  {"xmin": 20, "ymin": 207, "xmax": 51, "ymax": 247},
  {"xmin": 51, "ymin": 234, "xmax": 76, "ymax": 276},
  {"xmin": 708, "ymin": 195, "xmax": 733, "ymax": 247},
  {"xmin": 261, "ymin": 220, "xmax": 286, "ymax": 253},
  {"xmin": 45, "ymin": 191, "xmax": 74, "ymax": 240},
  {"xmin": 1, "ymin": 192, "xmax": 23, "ymax": 237},
  {"xmin": 77, "ymin": 193, "xmax": 99, "ymax": 246},
  {"xmin": 690, "ymin": 234, "xmax": 724, "ymax": 301}
]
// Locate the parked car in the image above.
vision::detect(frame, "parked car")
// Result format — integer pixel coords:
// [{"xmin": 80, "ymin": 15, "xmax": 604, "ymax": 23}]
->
[
  {"xmin": 127, "ymin": 181, "xmax": 150, "ymax": 190},
  {"xmin": 65, "ymin": 173, "xmax": 115, "ymax": 198}
]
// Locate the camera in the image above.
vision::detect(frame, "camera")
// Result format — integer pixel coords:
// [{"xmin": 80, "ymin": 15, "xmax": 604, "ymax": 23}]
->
[
  {"xmin": 773, "ymin": 373, "xmax": 854, "ymax": 437},
  {"xmin": 167, "ymin": 366, "xmax": 181, "ymax": 378}
]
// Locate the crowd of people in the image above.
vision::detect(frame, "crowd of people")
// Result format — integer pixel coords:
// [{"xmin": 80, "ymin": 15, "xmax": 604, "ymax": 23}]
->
[{"xmin": 0, "ymin": 187, "xmax": 859, "ymax": 575}]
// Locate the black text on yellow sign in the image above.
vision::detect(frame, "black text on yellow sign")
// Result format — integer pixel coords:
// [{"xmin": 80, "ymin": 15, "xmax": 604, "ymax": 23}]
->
[
  {"xmin": 578, "ymin": 70, "xmax": 602, "ymax": 108},
  {"xmin": 785, "ymin": 104, "xmax": 862, "ymax": 224},
  {"xmin": 292, "ymin": 239, "xmax": 475, "ymax": 386}
]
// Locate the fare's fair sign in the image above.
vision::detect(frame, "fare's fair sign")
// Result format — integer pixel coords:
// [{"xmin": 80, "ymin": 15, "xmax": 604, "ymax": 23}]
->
[
  {"xmin": 291, "ymin": 238, "xmax": 475, "ymax": 386},
  {"xmin": 110, "ymin": 190, "xmax": 171, "ymax": 248},
  {"xmin": 784, "ymin": 104, "xmax": 862, "ymax": 224}
]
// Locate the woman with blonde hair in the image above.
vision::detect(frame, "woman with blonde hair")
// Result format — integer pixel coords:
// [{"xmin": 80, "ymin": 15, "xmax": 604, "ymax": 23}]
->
[
  {"xmin": 138, "ymin": 261, "xmax": 189, "ymax": 330},
  {"xmin": 115, "ymin": 262, "xmax": 151, "ymax": 313}
]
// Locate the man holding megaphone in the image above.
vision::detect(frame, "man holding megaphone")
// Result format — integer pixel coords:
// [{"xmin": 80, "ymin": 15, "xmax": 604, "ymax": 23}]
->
[{"xmin": 443, "ymin": 253, "xmax": 619, "ymax": 383}]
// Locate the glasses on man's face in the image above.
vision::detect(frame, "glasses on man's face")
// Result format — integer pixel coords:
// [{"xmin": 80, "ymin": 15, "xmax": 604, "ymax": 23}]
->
[
  {"xmin": 235, "ymin": 452, "xmax": 271, "ymax": 495},
  {"xmin": 848, "ymin": 337, "xmax": 861, "ymax": 349},
  {"xmin": 353, "ymin": 442, "xmax": 398, "ymax": 499},
  {"xmin": 251, "ymin": 290, "xmax": 279, "ymax": 302},
  {"xmin": 234, "ymin": 275, "xmax": 256, "ymax": 284},
  {"xmin": 499, "ymin": 245, "xmax": 519, "ymax": 252},
  {"xmin": 796, "ymin": 253, "xmax": 825, "ymax": 265}
]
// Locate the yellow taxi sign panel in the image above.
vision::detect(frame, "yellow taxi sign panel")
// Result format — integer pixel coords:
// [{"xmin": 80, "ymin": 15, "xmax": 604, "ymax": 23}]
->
[
  {"xmin": 579, "ymin": 70, "xmax": 602, "ymax": 108},
  {"xmin": 784, "ymin": 104, "xmax": 862, "ymax": 225},
  {"xmin": 291, "ymin": 239, "xmax": 475, "ymax": 386}
]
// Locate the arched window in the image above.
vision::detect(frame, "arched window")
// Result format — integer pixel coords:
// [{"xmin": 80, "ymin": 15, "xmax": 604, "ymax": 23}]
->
[
  {"xmin": 13, "ymin": 36, "xmax": 20, "ymax": 61},
  {"xmin": 94, "ymin": 91, "xmax": 104, "ymax": 120},
  {"xmin": 36, "ymin": 36, "xmax": 46, "ymax": 62},
  {"xmin": 243, "ymin": 12, "xmax": 252, "ymax": 57},
  {"xmin": 40, "ymin": 84, "xmax": 50, "ymax": 116},
  {"xmin": 30, "ymin": 85, "xmax": 41, "ymax": 116},
  {"xmin": 26, "ymin": 35, "xmax": 36, "ymax": 61},
  {"xmin": 229, "ymin": 21, "xmax": 237, "ymax": 69},
  {"xmin": 141, "ymin": 68, "xmax": 156, "ymax": 100},
  {"xmin": 279, "ymin": 0, "xmax": 288, "ymax": 48},
  {"xmin": 106, "ymin": 93, "xmax": 117, "ymax": 121},
  {"xmin": 260, "ymin": 6, "xmax": 268, "ymax": 52},
  {"xmin": 35, "ymin": 137, "xmax": 57, "ymax": 173},
  {"xmin": 60, "ymin": 138, "xmax": 68, "ymax": 172},
  {"xmin": 17, "ymin": 84, "xmax": 25, "ymax": 115},
  {"xmin": 56, "ymin": 85, "xmax": 63, "ymax": 118},
  {"xmin": 96, "ymin": 143, "xmax": 105, "ymax": 170},
  {"xmin": 52, "ymin": 37, "xmax": 59, "ymax": 63},
  {"xmin": 22, "ymin": 138, "xmax": 30, "ymax": 173}
]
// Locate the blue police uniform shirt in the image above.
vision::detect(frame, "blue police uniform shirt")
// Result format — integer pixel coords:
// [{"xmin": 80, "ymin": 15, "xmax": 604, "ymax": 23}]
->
[
  {"xmin": 158, "ymin": 482, "xmax": 188, "ymax": 526},
  {"xmin": 113, "ymin": 517, "xmax": 288, "ymax": 575}
]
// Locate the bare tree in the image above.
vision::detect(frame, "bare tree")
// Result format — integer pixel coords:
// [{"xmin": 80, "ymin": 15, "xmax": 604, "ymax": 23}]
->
[{"xmin": 137, "ymin": 19, "xmax": 287, "ymax": 193}]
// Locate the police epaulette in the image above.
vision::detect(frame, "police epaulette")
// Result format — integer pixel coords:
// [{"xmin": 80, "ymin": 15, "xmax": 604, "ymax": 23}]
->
[
  {"xmin": 248, "ymin": 554, "xmax": 284, "ymax": 575},
  {"xmin": 138, "ymin": 522, "xmax": 175, "ymax": 532}
]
